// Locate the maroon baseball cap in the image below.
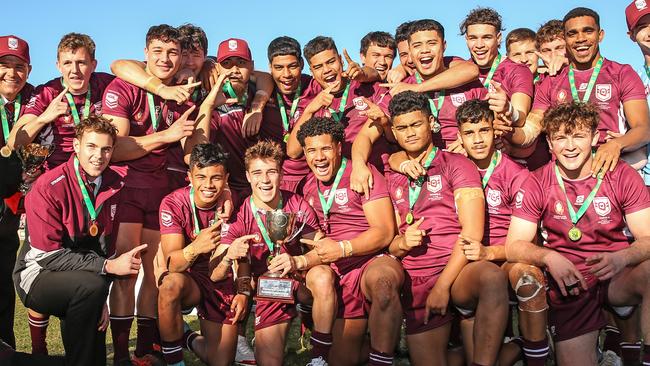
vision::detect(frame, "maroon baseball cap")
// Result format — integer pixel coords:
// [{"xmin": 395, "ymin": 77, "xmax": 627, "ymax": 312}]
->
[
  {"xmin": 0, "ymin": 35, "xmax": 30, "ymax": 64},
  {"xmin": 216, "ymin": 38, "xmax": 252, "ymax": 63},
  {"xmin": 626, "ymin": 0, "xmax": 650, "ymax": 31}
]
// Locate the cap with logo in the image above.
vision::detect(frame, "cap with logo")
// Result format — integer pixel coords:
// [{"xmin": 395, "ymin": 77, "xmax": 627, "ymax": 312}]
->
[
  {"xmin": 216, "ymin": 38, "xmax": 252, "ymax": 63},
  {"xmin": 0, "ymin": 35, "xmax": 30, "ymax": 64},
  {"xmin": 626, "ymin": 0, "xmax": 650, "ymax": 31}
]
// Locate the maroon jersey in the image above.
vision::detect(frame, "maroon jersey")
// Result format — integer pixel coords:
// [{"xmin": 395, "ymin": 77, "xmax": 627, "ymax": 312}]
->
[
  {"xmin": 479, "ymin": 153, "xmax": 529, "ymax": 246},
  {"xmin": 25, "ymin": 73, "xmax": 114, "ymax": 169},
  {"xmin": 102, "ymin": 77, "xmax": 190, "ymax": 189},
  {"xmin": 1, "ymin": 83, "xmax": 34, "ymax": 148},
  {"xmin": 300, "ymin": 161, "xmax": 389, "ymax": 276},
  {"xmin": 220, "ymin": 190, "xmax": 319, "ymax": 277},
  {"xmin": 311, "ymin": 79, "xmax": 395, "ymax": 172},
  {"xmin": 479, "ymin": 57, "xmax": 534, "ymax": 99},
  {"xmin": 532, "ymin": 58, "xmax": 646, "ymax": 145},
  {"xmin": 159, "ymin": 186, "xmax": 225, "ymax": 273},
  {"xmin": 387, "ymin": 151, "xmax": 481, "ymax": 276},
  {"xmin": 259, "ymin": 75, "xmax": 316, "ymax": 184},
  {"xmin": 513, "ymin": 160, "xmax": 650, "ymax": 284}
]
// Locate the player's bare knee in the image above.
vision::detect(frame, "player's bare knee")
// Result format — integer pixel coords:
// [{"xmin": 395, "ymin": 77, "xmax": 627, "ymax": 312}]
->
[
  {"xmin": 479, "ymin": 265, "xmax": 508, "ymax": 295},
  {"xmin": 306, "ymin": 265, "xmax": 335, "ymax": 294},
  {"xmin": 158, "ymin": 273, "xmax": 184, "ymax": 302},
  {"xmin": 369, "ymin": 275, "xmax": 400, "ymax": 310}
]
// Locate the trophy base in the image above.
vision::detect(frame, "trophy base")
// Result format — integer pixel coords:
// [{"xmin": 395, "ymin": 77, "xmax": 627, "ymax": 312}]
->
[{"xmin": 255, "ymin": 273, "xmax": 294, "ymax": 304}]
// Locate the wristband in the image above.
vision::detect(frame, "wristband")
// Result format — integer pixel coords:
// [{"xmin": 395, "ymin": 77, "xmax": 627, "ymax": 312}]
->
[
  {"xmin": 236, "ymin": 276, "xmax": 252, "ymax": 296},
  {"xmin": 295, "ymin": 255, "xmax": 308, "ymax": 270},
  {"xmin": 343, "ymin": 240, "xmax": 353, "ymax": 257},
  {"xmin": 511, "ymin": 106, "xmax": 520, "ymax": 124},
  {"xmin": 338, "ymin": 241, "xmax": 346, "ymax": 257},
  {"xmin": 221, "ymin": 256, "xmax": 234, "ymax": 266},
  {"xmin": 398, "ymin": 160, "xmax": 410, "ymax": 174},
  {"xmin": 182, "ymin": 244, "xmax": 198, "ymax": 264}
]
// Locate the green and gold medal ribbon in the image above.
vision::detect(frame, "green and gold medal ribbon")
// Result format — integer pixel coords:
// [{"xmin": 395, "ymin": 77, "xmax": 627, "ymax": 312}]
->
[
  {"xmin": 406, "ymin": 147, "xmax": 438, "ymax": 224},
  {"xmin": 73, "ymin": 156, "xmax": 102, "ymax": 235},
  {"xmin": 189, "ymin": 186, "xmax": 221, "ymax": 236},
  {"xmin": 328, "ymin": 80, "xmax": 351, "ymax": 122},
  {"xmin": 276, "ymin": 83, "xmax": 302, "ymax": 142},
  {"xmin": 317, "ymin": 157, "xmax": 348, "ymax": 222},
  {"xmin": 222, "ymin": 80, "xmax": 248, "ymax": 106},
  {"xmin": 250, "ymin": 195, "xmax": 283, "ymax": 253},
  {"xmin": 482, "ymin": 53, "xmax": 502, "ymax": 88},
  {"xmin": 146, "ymin": 92, "xmax": 162, "ymax": 132},
  {"xmin": 0, "ymin": 95, "xmax": 21, "ymax": 143},
  {"xmin": 553, "ymin": 164, "xmax": 603, "ymax": 241},
  {"xmin": 568, "ymin": 57, "xmax": 604, "ymax": 103},
  {"xmin": 481, "ymin": 150, "xmax": 501, "ymax": 189},
  {"xmin": 415, "ymin": 72, "xmax": 444, "ymax": 119}
]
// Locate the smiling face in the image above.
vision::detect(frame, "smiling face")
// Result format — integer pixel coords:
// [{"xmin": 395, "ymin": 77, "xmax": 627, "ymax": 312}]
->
[
  {"xmin": 246, "ymin": 157, "xmax": 282, "ymax": 205},
  {"xmin": 409, "ymin": 30, "xmax": 446, "ymax": 78},
  {"xmin": 145, "ymin": 39, "xmax": 182, "ymax": 82},
  {"xmin": 270, "ymin": 54, "xmax": 303, "ymax": 95},
  {"xmin": 397, "ymin": 40, "xmax": 415, "ymax": 75},
  {"xmin": 73, "ymin": 131, "xmax": 113, "ymax": 178},
  {"xmin": 56, "ymin": 47, "xmax": 97, "ymax": 94},
  {"xmin": 391, "ymin": 110, "xmax": 435, "ymax": 156},
  {"xmin": 189, "ymin": 163, "xmax": 228, "ymax": 208},
  {"xmin": 303, "ymin": 133, "xmax": 342, "ymax": 183},
  {"xmin": 547, "ymin": 124, "xmax": 598, "ymax": 178},
  {"xmin": 564, "ymin": 16, "xmax": 603, "ymax": 68},
  {"xmin": 466, "ymin": 24, "xmax": 502, "ymax": 68},
  {"xmin": 507, "ymin": 39, "xmax": 538, "ymax": 74},
  {"xmin": 360, "ymin": 43, "xmax": 395, "ymax": 80},
  {"xmin": 0, "ymin": 55, "xmax": 30, "ymax": 100},
  {"xmin": 308, "ymin": 49, "xmax": 343, "ymax": 92},
  {"xmin": 181, "ymin": 45, "xmax": 206, "ymax": 77},
  {"xmin": 630, "ymin": 14, "xmax": 650, "ymax": 55}
]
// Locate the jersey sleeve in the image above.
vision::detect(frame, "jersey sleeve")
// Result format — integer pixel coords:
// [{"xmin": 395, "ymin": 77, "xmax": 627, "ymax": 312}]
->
[
  {"xmin": 619, "ymin": 64, "xmax": 647, "ymax": 102},
  {"xmin": 531, "ymin": 75, "xmax": 553, "ymax": 112},
  {"xmin": 506, "ymin": 64, "xmax": 534, "ymax": 98},
  {"xmin": 159, "ymin": 194, "xmax": 185, "ymax": 235},
  {"xmin": 448, "ymin": 155, "xmax": 482, "ymax": 190},
  {"xmin": 297, "ymin": 196, "xmax": 320, "ymax": 237},
  {"xmin": 615, "ymin": 163, "xmax": 650, "ymax": 214},
  {"xmin": 512, "ymin": 174, "xmax": 545, "ymax": 223},
  {"xmin": 23, "ymin": 84, "xmax": 54, "ymax": 116},
  {"xmin": 102, "ymin": 79, "xmax": 133, "ymax": 119},
  {"xmin": 363, "ymin": 164, "xmax": 390, "ymax": 203}
]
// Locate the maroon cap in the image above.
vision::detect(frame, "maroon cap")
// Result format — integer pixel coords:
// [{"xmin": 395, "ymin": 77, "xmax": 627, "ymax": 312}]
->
[
  {"xmin": 216, "ymin": 38, "xmax": 252, "ymax": 63},
  {"xmin": 626, "ymin": 0, "xmax": 650, "ymax": 31},
  {"xmin": 0, "ymin": 35, "xmax": 30, "ymax": 64}
]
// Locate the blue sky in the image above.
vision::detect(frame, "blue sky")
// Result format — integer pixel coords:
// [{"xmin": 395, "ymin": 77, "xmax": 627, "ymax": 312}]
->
[{"xmin": 4, "ymin": 0, "xmax": 642, "ymax": 85}]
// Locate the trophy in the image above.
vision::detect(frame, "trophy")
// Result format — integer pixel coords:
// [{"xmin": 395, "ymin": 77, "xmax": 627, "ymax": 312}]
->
[
  {"xmin": 255, "ymin": 209, "xmax": 306, "ymax": 303},
  {"xmin": 16, "ymin": 143, "xmax": 53, "ymax": 193}
]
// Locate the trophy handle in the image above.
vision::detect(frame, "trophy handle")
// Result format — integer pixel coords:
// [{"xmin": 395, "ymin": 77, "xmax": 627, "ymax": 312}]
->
[{"xmin": 286, "ymin": 211, "xmax": 307, "ymax": 242}]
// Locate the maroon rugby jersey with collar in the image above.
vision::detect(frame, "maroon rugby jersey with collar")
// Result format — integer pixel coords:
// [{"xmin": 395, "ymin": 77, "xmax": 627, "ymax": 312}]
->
[
  {"xmin": 25, "ymin": 73, "xmax": 114, "ymax": 169},
  {"xmin": 1, "ymin": 83, "xmax": 34, "ymax": 148},
  {"xmin": 478, "ymin": 56, "xmax": 534, "ymax": 99}
]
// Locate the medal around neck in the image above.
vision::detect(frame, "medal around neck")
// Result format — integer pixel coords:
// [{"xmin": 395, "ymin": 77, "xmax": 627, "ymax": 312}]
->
[{"xmin": 255, "ymin": 209, "xmax": 306, "ymax": 303}]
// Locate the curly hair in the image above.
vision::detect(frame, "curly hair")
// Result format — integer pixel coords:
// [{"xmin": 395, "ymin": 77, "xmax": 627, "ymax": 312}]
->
[
  {"xmin": 178, "ymin": 24, "xmax": 208, "ymax": 56},
  {"xmin": 388, "ymin": 91, "xmax": 431, "ymax": 120},
  {"xmin": 57, "ymin": 33, "xmax": 96, "ymax": 60},
  {"xmin": 536, "ymin": 19, "xmax": 564, "ymax": 49},
  {"xmin": 460, "ymin": 7, "xmax": 504, "ymax": 35},
  {"xmin": 455, "ymin": 99, "xmax": 494, "ymax": 126},
  {"xmin": 304, "ymin": 36, "xmax": 338, "ymax": 65},
  {"xmin": 543, "ymin": 102, "xmax": 600, "ymax": 137},
  {"xmin": 297, "ymin": 117, "xmax": 345, "ymax": 146},
  {"xmin": 189, "ymin": 143, "xmax": 229, "ymax": 171},
  {"xmin": 74, "ymin": 115, "xmax": 117, "ymax": 144},
  {"xmin": 244, "ymin": 140, "xmax": 284, "ymax": 170}
]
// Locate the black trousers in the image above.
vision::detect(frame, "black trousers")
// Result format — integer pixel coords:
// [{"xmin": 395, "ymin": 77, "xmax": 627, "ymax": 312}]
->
[
  {"xmin": 0, "ymin": 231, "xmax": 19, "ymax": 348},
  {"xmin": 9, "ymin": 270, "xmax": 110, "ymax": 366}
]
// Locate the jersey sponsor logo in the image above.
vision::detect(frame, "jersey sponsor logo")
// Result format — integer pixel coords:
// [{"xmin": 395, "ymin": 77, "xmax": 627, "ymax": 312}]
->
[
  {"xmin": 334, "ymin": 188, "xmax": 348, "ymax": 205},
  {"xmin": 575, "ymin": 195, "xmax": 584, "ymax": 204},
  {"xmin": 578, "ymin": 82, "xmax": 588, "ymax": 91},
  {"xmin": 50, "ymin": 174, "xmax": 65, "ymax": 185},
  {"xmin": 220, "ymin": 223, "xmax": 230, "ymax": 236},
  {"xmin": 93, "ymin": 101, "xmax": 102, "ymax": 115},
  {"xmin": 595, "ymin": 84, "xmax": 611, "ymax": 102},
  {"xmin": 427, "ymin": 175, "xmax": 442, "ymax": 193},
  {"xmin": 636, "ymin": 0, "xmax": 647, "ymax": 10},
  {"xmin": 450, "ymin": 93, "xmax": 466, "ymax": 107},
  {"xmin": 486, "ymin": 188, "xmax": 502, "ymax": 207},
  {"xmin": 166, "ymin": 110, "xmax": 174, "ymax": 126},
  {"xmin": 557, "ymin": 89, "xmax": 567, "ymax": 102},
  {"xmin": 554, "ymin": 200, "xmax": 564, "ymax": 215},
  {"xmin": 26, "ymin": 96, "xmax": 37, "ymax": 109},
  {"xmin": 228, "ymin": 39, "xmax": 238, "ymax": 51},
  {"xmin": 592, "ymin": 196, "xmax": 611, "ymax": 217},
  {"xmin": 104, "ymin": 92, "xmax": 119, "ymax": 109},
  {"xmin": 161, "ymin": 210, "xmax": 173, "ymax": 227},
  {"xmin": 7, "ymin": 37, "xmax": 18, "ymax": 50},
  {"xmin": 110, "ymin": 204, "xmax": 117, "ymax": 221},
  {"xmin": 515, "ymin": 190, "xmax": 524, "ymax": 208},
  {"xmin": 353, "ymin": 97, "xmax": 368, "ymax": 110}
]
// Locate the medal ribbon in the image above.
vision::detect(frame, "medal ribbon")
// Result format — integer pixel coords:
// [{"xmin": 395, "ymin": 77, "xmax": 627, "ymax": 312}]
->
[
  {"xmin": 223, "ymin": 80, "xmax": 248, "ymax": 106},
  {"xmin": 408, "ymin": 147, "xmax": 438, "ymax": 212},
  {"xmin": 644, "ymin": 64, "xmax": 650, "ymax": 80},
  {"xmin": 415, "ymin": 72, "xmax": 444, "ymax": 118},
  {"xmin": 189, "ymin": 186, "xmax": 221, "ymax": 236},
  {"xmin": 482, "ymin": 53, "xmax": 502, "ymax": 88},
  {"xmin": 481, "ymin": 150, "xmax": 501, "ymax": 189},
  {"xmin": 250, "ymin": 195, "xmax": 283, "ymax": 252},
  {"xmin": 0, "ymin": 95, "xmax": 21, "ymax": 143},
  {"xmin": 328, "ymin": 80, "xmax": 351, "ymax": 122},
  {"xmin": 317, "ymin": 157, "xmax": 348, "ymax": 221},
  {"xmin": 73, "ymin": 156, "xmax": 101, "ymax": 224},
  {"xmin": 568, "ymin": 57, "xmax": 604, "ymax": 103},
  {"xmin": 276, "ymin": 83, "xmax": 302, "ymax": 138},
  {"xmin": 65, "ymin": 88, "xmax": 91, "ymax": 125},
  {"xmin": 553, "ymin": 164, "xmax": 603, "ymax": 228},
  {"xmin": 146, "ymin": 92, "xmax": 162, "ymax": 132}
]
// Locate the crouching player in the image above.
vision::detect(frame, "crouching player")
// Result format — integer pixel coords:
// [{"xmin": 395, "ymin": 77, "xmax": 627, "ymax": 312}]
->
[
  {"xmin": 506, "ymin": 102, "xmax": 650, "ymax": 366},
  {"xmin": 157, "ymin": 143, "xmax": 246, "ymax": 366}
]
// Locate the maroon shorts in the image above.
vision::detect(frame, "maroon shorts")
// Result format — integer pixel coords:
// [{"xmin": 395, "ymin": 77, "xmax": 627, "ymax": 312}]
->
[
  {"xmin": 335, "ymin": 254, "xmax": 392, "ymax": 319},
  {"xmin": 547, "ymin": 278, "xmax": 607, "ymax": 342},
  {"xmin": 167, "ymin": 168, "xmax": 189, "ymax": 191},
  {"xmin": 186, "ymin": 270, "xmax": 236, "ymax": 325},
  {"xmin": 402, "ymin": 272, "xmax": 454, "ymax": 335},
  {"xmin": 117, "ymin": 186, "xmax": 170, "ymax": 230},
  {"xmin": 253, "ymin": 278, "xmax": 299, "ymax": 331}
]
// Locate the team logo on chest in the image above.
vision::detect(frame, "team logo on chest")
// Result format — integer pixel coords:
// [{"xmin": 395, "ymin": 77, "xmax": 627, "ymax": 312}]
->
[
  {"xmin": 427, "ymin": 175, "xmax": 442, "ymax": 193},
  {"xmin": 556, "ymin": 89, "xmax": 567, "ymax": 102},
  {"xmin": 595, "ymin": 84, "xmax": 611, "ymax": 102},
  {"xmin": 395, "ymin": 186, "xmax": 403, "ymax": 199},
  {"xmin": 592, "ymin": 197, "xmax": 611, "ymax": 216},
  {"xmin": 486, "ymin": 188, "xmax": 502, "ymax": 207},
  {"xmin": 450, "ymin": 93, "xmax": 466, "ymax": 107},
  {"xmin": 554, "ymin": 200, "xmax": 564, "ymax": 215},
  {"xmin": 334, "ymin": 188, "xmax": 348, "ymax": 205},
  {"xmin": 353, "ymin": 97, "xmax": 368, "ymax": 110}
]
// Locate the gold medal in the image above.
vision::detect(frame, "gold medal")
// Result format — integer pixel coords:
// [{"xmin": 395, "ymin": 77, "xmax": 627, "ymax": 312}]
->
[
  {"xmin": 405, "ymin": 212, "xmax": 414, "ymax": 225},
  {"xmin": 568, "ymin": 226, "xmax": 581, "ymax": 242},
  {"xmin": 89, "ymin": 222, "xmax": 99, "ymax": 237},
  {"xmin": 0, "ymin": 146, "xmax": 11, "ymax": 158},
  {"xmin": 283, "ymin": 133, "xmax": 289, "ymax": 143}
]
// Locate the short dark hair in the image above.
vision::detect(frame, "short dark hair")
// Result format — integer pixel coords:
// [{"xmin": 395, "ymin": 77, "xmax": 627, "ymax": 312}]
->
[
  {"xmin": 388, "ymin": 91, "xmax": 431, "ymax": 120},
  {"xmin": 267, "ymin": 36, "xmax": 302, "ymax": 63},
  {"xmin": 460, "ymin": 7, "xmax": 504, "ymax": 35},
  {"xmin": 544, "ymin": 102, "xmax": 600, "ymax": 137},
  {"xmin": 536, "ymin": 19, "xmax": 564, "ymax": 49},
  {"xmin": 563, "ymin": 7, "xmax": 600, "ymax": 29},
  {"xmin": 58, "ymin": 33, "xmax": 96, "ymax": 60},
  {"xmin": 189, "ymin": 143, "xmax": 229, "ymax": 171},
  {"xmin": 407, "ymin": 19, "xmax": 446, "ymax": 42},
  {"xmin": 146, "ymin": 24, "xmax": 182, "ymax": 48},
  {"xmin": 178, "ymin": 24, "xmax": 208, "ymax": 56},
  {"xmin": 506, "ymin": 28, "xmax": 536, "ymax": 53},
  {"xmin": 360, "ymin": 31, "xmax": 396, "ymax": 56},
  {"xmin": 455, "ymin": 99, "xmax": 494, "ymax": 126},
  {"xmin": 297, "ymin": 117, "xmax": 345, "ymax": 146},
  {"xmin": 244, "ymin": 140, "xmax": 284, "ymax": 170},
  {"xmin": 304, "ymin": 36, "xmax": 338, "ymax": 64},
  {"xmin": 395, "ymin": 21, "xmax": 414, "ymax": 43},
  {"xmin": 74, "ymin": 115, "xmax": 118, "ymax": 144}
]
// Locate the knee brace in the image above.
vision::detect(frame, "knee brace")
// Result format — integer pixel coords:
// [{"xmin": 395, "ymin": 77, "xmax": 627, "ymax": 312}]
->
[{"xmin": 515, "ymin": 269, "xmax": 548, "ymax": 313}]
